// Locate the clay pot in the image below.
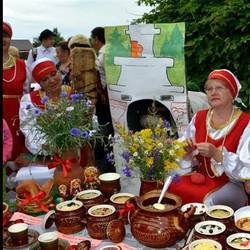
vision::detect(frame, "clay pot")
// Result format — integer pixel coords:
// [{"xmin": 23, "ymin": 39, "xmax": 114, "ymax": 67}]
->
[
  {"xmin": 3, "ymin": 202, "xmax": 12, "ymax": 227},
  {"xmin": 189, "ymin": 239, "xmax": 222, "ymax": 250},
  {"xmin": 139, "ymin": 178, "xmax": 163, "ymax": 196},
  {"xmin": 53, "ymin": 149, "xmax": 84, "ymax": 199},
  {"xmin": 234, "ymin": 206, "xmax": 250, "ymax": 233},
  {"xmin": 74, "ymin": 189, "xmax": 106, "ymax": 210},
  {"xmin": 109, "ymin": 193, "xmax": 134, "ymax": 224},
  {"xmin": 43, "ymin": 200, "xmax": 86, "ymax": 234},
  {"xmin": 226, "ymin": 232, "xmax": 250, "ymax": 250},
  {"xmin": 193, "ymin": 220, "xmax": 227, "ymax": 248},
  {"xmin": 206, "ymin": 205, "xmax": 234, "ymax": 234},
  {"xmin": 128, "ymin": 190, "xmax": 196, "ymax": 248},
  {"xmin": 85, "ymin": 204, "xmax": 118, "ymax": 239},
  {"xmin": 98, "ymin": 173, "xmax": 121, "ymax": 198}
]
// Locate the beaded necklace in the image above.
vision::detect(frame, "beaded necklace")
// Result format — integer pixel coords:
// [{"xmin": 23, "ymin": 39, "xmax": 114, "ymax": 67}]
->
[
  {"xmin": 3, "ymin": 55, "xmax": 17, "ymax": 83},
  {"xmin": 204, "ymin": 107, "xmax": 235, "ymax": 178}
]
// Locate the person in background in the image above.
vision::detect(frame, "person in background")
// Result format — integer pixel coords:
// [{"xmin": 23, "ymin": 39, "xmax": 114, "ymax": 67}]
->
[
  {"xmin": 168, "ymin": 69, "xmax": 250, "ymax": 210},
  {"xmin": 91, "ymin": 27, "xmax": 115, "ymax": 172},
  {"xmin": 26, "ymin": 29, "xmax": 58, "ymax": 71},
  {"xmin": 9, "ymin": 45, "xmax": 20, "ymax": 59},
  {"xmin": 68, "ymin": 34, "xmax": 98, "ymax": 106},
  {"xmin": 56, "ymin": 41, "xmax": 71, "ymax": 86},
  {"xmin": 3, "ymin": 21, "xmax": 30, "ymax": 160}
]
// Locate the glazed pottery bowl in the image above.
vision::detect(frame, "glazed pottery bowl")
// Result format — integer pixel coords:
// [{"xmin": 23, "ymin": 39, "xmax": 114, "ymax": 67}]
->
[
  {"xmin": 234, "ymin": 206, "xmax": 250, "ymax": 233},
  {"xmin": 206, "ymin": 205, "xmax": 234, "ymax": 233},
  {"xmin": 74, "ymin": 189, "xmax": 106, "ymax": 210},
  {"xmin": 226, "ymin": 233, "xmax": 250, "ymax": 250},
  {"xmin": 86, "ymin": 204, "xmax": 117, "ymax": 239},
  {"xmin": 98, "ymin": 173, "xmax": 121, "ymax": 198},
  {"xmin": 193, "ymin": 220, "xmax": 226, "ymax": 247},
  {"xmin": 189, "ymin": 238, "xmax": 222, "ymax": 250},
  {"xmin": 110, "ymin": 192, "xmax": 134, "ymax": 224},
  {"xmin": 47, "ymin": 200, "xmax": 85, "ymax": 234}
]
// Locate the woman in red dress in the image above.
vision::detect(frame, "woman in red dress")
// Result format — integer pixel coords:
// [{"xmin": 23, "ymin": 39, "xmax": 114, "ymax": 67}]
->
[
  {"xmin": 168, "ymin": 69, "xmax": 249, "ymax": 210},
  {"xmin": 3, "ymin": 22, "xmax": 30, "ymax": 160}
]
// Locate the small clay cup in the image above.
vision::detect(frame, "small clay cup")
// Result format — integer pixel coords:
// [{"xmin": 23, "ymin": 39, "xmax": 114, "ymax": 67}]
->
[
  {"xmin": 206, "ymin": 205, "xmax": 234, "ymax": 234},
  {"xmin": 226, "ymin": 232, "xmax": 250, "ymax": 250},
  {"xmin": 109, "ymin": 192, "xmax": 134, "ymax": 224},
  {"xmin": 86, "ymin": 204, "xmax": 118, "ymax": 239},
  {"xmin": 74, "ymin": 189, "xmax": 106, "ymax": 210},
  {"xmin": 234, "ymin": 206, "xmax": 250, "ymax": 233},
  {"xmin": 193, "ymin": 220, "xmax": 227, "ymax": 248},
  {"xmin": 99, "ymin": 173, "xmax": 121, "ymax": 198},
  {"xmin": 8, "ymin": 223, "xmax": 29, "ymax": 246},
  {"xmin": 189, "ymin": 239, "xmax": 222, "ymax": 250},
  {"xmin": 38, "ymin": 232, "xmax": 58, "ymax": 250}
]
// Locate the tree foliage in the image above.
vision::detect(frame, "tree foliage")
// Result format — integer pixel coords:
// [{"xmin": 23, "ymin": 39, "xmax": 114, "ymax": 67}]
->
[
  {"xmin": 135, "ymin": 0, "xmax": 250, "ymax": 111},
  {"xmin": 32, "ymin": 27, "xmax": 64, "ymax": 47}
]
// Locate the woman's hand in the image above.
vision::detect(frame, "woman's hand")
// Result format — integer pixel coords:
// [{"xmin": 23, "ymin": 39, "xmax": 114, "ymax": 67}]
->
[{"xmin": 196, "ymin": 142, "xmax": 223, "ymax": 162}]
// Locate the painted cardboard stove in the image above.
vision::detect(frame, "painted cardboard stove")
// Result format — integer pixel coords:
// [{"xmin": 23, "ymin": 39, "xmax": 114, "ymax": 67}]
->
[{"xmin": 105, "ymin": 23, "xmax": 189, "ymax": 136}]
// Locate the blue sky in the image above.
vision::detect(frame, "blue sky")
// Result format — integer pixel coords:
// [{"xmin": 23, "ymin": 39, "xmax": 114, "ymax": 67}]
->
[{"xmin": 3, "ymin": 0, "xmax": 152, "ymax": 42}]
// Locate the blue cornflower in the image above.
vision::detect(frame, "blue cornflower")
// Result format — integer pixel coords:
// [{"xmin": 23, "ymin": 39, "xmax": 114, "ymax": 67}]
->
[
  {"xmin": 81, "ymin": 130, "xmax": 89, "ymax": 139},
  {"xmin": 60, "ymin": 91, "xmax": 68, "ymax": 98},
  {"xmin": 85, "ymin": 100, "xmax": 92, "ymax": 107},
  {"xmin": 122, "ymin": 165, "xmax": 132, "ymax": 177},
  {"xmin": 106, "ymin": 152, "xmax": 114, "ymax": 163},
  {"xmin": 70, "ymin": 128, "xmax": 80, "ymax": 137},
  {"xmin": 164, "ymin": 119, "xmax": 171, "ymax": 128},
  {"xmin": 79, "ymin": 93, "xmax": 85, "ymax": 98},
  {"xmin": 26, "ymin": 104, "xmax": 31, "ymax": 110},
  {"xmin": 32, "ymin": 108, "xmax": 41, "ymax": 117},
  {"xmin": 41, "ymin": 96, "xmax": 49, "ymax": 104},
  {"xmin": 122, "ymin": 151, "xmax": 131, "ymax": 162},
  {"xmin": 172, "ymin": 174, "xmax": 181, "ymax": 183}
]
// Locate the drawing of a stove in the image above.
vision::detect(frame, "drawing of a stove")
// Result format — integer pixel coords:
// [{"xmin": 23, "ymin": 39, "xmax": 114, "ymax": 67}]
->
[{"xmin": 108, "ymin": 24, "xmax": 190, "ymax": 136}]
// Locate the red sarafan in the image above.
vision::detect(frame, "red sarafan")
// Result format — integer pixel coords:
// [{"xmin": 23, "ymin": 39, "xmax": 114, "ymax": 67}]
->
[{"xmin": 190, "ymin": 172, "xmax": 206, "ymax": 185}]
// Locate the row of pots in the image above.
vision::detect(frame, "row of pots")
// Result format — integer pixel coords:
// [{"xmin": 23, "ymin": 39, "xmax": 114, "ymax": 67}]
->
[{"xmin": 42, "ymin": 190, "xmax": 134, "ymax": 242}]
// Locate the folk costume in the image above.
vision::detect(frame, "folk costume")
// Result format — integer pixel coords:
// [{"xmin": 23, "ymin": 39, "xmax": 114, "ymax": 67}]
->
[
  {"xmin": 19, "ymin": 58, "xmax": 71, "ymax": 155},
  {"xmin": 169, "ymin": 69, "xmax": 250, "ymax": 210},
  {"xmin": 3, "ymin": 22, "xmax": 30, "ymax": 160}
]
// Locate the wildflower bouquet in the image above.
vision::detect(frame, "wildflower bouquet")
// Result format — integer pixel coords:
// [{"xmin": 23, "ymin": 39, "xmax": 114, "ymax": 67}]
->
[
  {"xmin": 29, "ymin": 92, "xmax": 104, "ymax": 157},
  {"xmin": 116, "ymin": 119, "xmax": 187, "ymax": 181}
]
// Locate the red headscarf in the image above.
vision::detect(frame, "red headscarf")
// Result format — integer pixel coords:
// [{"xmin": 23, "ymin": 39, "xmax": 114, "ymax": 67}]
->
[
  {"xmin": 3, "ymin": 22, "xmax": 12, "ymax": 38},
  {"xmin": 31, "ymin": 58, "xmax": 57, "ymax": 83},
  {"xmin": 208, "ymin": 69, "xmax": 241, "ymax": 99}
]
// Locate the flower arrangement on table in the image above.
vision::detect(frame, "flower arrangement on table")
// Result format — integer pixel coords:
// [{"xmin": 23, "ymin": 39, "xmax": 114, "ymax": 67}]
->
[
  {"xmin": 30, "ymin": 92, "xmax": 104, "ymax": 157},
  {"xmin": 115, "ymin": 118, "xmax": 188, "ymax": 182}
]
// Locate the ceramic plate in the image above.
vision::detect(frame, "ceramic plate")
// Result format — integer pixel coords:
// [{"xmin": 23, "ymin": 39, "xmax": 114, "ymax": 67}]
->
[{"xmin": 181, "ymin": 203, "xmax": 207, "ymax": 215}]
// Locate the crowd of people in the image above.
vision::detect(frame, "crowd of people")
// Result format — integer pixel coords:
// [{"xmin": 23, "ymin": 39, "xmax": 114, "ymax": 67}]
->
[{"xmin": 2, "ymin": 21, "xmax": 250, "ymax": 210}]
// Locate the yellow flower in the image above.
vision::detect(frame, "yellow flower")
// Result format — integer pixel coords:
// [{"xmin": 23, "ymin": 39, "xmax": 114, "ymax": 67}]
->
[
  {"xmin": 146, "ymin": 157, "xmax": 154, "ymax": 167},
  {"xmin": 164, "ymin": 160, "xmax": 179, "ymax": 170}
]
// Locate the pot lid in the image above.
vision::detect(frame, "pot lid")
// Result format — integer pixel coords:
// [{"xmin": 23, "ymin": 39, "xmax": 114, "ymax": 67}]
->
[
  {"xmin": 106, "ymin": 219, "xmax": 125, "ymax": 243},
  {"xmin": 42, "ymin": 210, "xmax": 56, "ymax": 229}
]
